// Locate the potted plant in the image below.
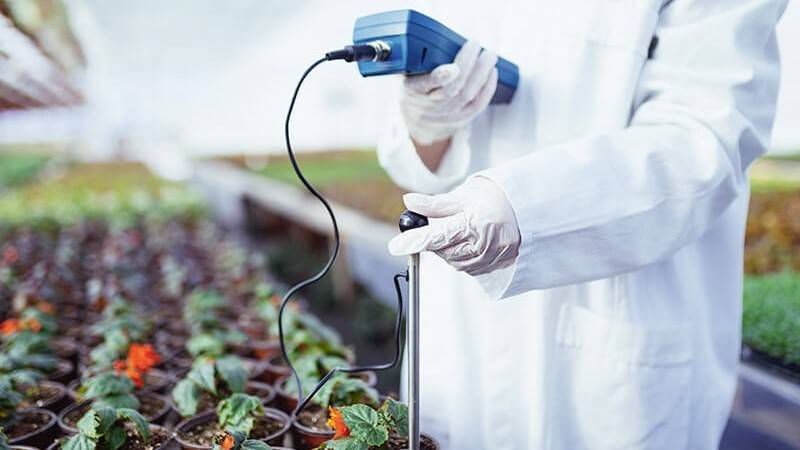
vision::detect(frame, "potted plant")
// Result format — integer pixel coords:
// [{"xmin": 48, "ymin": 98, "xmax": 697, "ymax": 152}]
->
[
  {"xmin": 171, "ymin": 356, "xmax": 275, "ymax": 417},
  {"xmin": 176, "ymin": 393, "xmax": 291, "ymax": 450},
  {"xmin": 316, "ymin": 399, "xmax": 439, "ymax": 450},
  {"xmin": 210, "ymin": 429, "xmax": 294, "ymax": 450},
  {"xmin": 288, "ymin": 376, "xmax": 380, "ymax": 450},
  {"xmin": 59, "ymin": 407, "xmax": 173, "ymax": 450},
  {"xmin": 0, "ymin": 375, "xmax": 57, "ymax": 448},
  {"xmin": 60, "ymin": 350, "xmax": 170, "ymax": 433}
]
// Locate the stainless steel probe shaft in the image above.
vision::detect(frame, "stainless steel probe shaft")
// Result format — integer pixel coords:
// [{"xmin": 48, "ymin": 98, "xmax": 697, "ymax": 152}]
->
[{"xmin": 398, "ymin": 210, "xmax": 429, "ymax": 450}]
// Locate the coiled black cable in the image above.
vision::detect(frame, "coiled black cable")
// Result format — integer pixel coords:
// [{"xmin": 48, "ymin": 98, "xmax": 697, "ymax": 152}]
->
[{"xmin": 278, "ymin": 55, "xmax": 407, "ymax": 417}]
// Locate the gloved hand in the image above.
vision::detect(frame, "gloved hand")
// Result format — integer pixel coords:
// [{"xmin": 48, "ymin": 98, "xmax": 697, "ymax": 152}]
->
[
  {"xmin": 388, "ymin": 176, "xmax": 521, "ymax": 276},
  {"xmin": 401, "ymin": 40, "xmax": 499, "ymax": 145}
]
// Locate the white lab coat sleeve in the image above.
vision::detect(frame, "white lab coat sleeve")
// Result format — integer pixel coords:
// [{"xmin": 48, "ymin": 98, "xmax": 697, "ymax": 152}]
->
[
  {"xmin": 478, "ymin": 0, "xmax": 786, "ymax": 298},
  {"xmin": 377, "ymin": 99, "xmax": 473, "ymax": 195}
]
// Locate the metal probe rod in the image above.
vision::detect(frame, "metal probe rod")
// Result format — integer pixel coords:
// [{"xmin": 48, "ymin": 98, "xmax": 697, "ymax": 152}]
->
[
  {"xmin": 407, "ymin": 253, "xmax": 420, "ymax": 450},
  {"xmin": 398, "ymin": 209, "xmax": 428, "ymax": 450}
]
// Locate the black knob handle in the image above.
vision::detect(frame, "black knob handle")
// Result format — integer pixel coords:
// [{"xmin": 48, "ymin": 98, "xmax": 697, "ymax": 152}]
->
[{"xmin": 399, "ymin": 210, "xmax": 429, "ymax": 232}]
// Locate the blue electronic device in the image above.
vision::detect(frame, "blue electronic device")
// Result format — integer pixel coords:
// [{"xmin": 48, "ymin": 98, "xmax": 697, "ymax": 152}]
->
[{"xmin": 352, "ymin": 9, "xmax": 519, "ymax": 104}]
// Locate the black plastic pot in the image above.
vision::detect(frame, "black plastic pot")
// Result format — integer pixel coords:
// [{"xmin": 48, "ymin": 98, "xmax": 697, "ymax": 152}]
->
[
  {"xmin": 7, "ymin": 408, "xmax": 58, "ymax": 449},
  {"xmin": 58, "ymin": 393, "xmax": 171, "ymax": 435},
  {"xmin": 46, "ymin": 424, "xmax": 175, "ymax": 450},
  {"xmin": 47, "ymin": 359, "xmax": 74, "ymax": 384},
  {"xmin": 174, "ymin": 409, "xmax": 291, "ymax": 450},
  {"xmin": 21, "ymin": 380, "xmax": 70, "ymax": 413}
]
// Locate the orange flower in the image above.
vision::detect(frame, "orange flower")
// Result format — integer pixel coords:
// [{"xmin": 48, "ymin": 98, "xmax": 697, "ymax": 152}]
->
[
  {"xmin": 327, "ymin": 407, "xmax": 350, "ymax": 439},
  {"xmin": 37, "ymin": 302, "xmax": 55, "ymax": 315},
  {"xmin": 0, "ymin": 319, "xmax": 20, "ymax": 336},
  {"xmin": 126, "ymin": 366, "xmax": 144, "ymax": 389},
  {"xmin": 126, "ymin": 344, "xmax": 161, "ymax": 373},
  {"xmin": 23, "ymin": 317, "xmax": 41, "ymax": 333},
  {"xmin": 113, "ymin": 360, "xmax": 127, "ymax": 374},
  {"xmin": 220, "ymin": 433, "xmax": 235, "ymax": 450}
]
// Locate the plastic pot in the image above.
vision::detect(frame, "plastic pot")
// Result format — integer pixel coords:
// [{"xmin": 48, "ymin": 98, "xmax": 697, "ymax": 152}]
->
[
  {"xmin": 175, "ymin": 409, "xmax": 291, "ymax": 449},
  {"xmin": 52, "ymin": 337, "xmax": 80, "ymax": 366},
  {"xmin": 46, "ymin": 424, "xmax": 175, "ymax": 450},
  {"xmin": 7, "ymin": 408, "xmax": 58, "ymax": 449},
  {"xmin": 273, "ymin": 372, "xmax": 378, "ymax": 415},
  {"xmin": 20, "ymin": 381, "xmax": 70, "ymax": 413},
  {"xmin": 291, "ymin": 410, "xmax": 333, "ymax": 450},
  {"xmin": 59, "ymin": 393, "xmax": 171, "ymax": 435},
  {"xmin": 167, "ymin": 381, "xmax": 277, "ymax": 416},
  {"xmin": 47, "ymin": 359, "xmax": 74, "ymax": 384}
]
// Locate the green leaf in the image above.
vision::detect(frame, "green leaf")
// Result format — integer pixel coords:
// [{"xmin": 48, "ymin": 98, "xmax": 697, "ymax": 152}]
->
[
  {"xmin": 76, "ymin": 410, "xmax": 101, "ymax": 438},
  {"xmin": 216, "ymin": 393, "xmax": 264, "ymax": 434},
  {"xmin": 329, "ymin": 378, "xmax": 379, "ymax": 409},
  {"xmin": 379, "ymin": 398, "xmax": 408, "ymax": 436},
  {"xmin": 240, "ymin": 439, "xmax": 272, "ymax": 450},
  {"xmin": 104, "ymin": 425, "xmax": 127, "ymax": 450},
  {"xmin": 341, "ymin": 405, "xmax": 388, "ymax": 447},
  {"xmin": 117, "ymin": 408, "xmax": 150, "ymax": 443},
  {"xmin": 91, "ymin": 393, "xmax": 140, "ymax": 410},
  {"xmin": 83, "ymin": 374, "xmax": 134, "ymax": 399},
  {"xmin": 62, "ymin": 434, "xmax": 97, "ymax": 450},
  {"xmin": 187, "ymin": 333, "xmax": 225, "ymax": 358},
  {"xmin": 95, "ymin": 408, "xmax": 118, "ymax": 434},
  {"xmin": 0, "ymin": 428, "xmax": 10, "ymax": 450},
  {"xmin": 171, "ymin": 378, "xmax": 200, "ymax": 417},
  {"xmin": 189, "ymin": 358, "xmax": 217, "ymax": 395},
  {"xmin": 216, "ymin": 356, "xmax": 247, "ymax": 393},
  {"xmin": 320, "ymin": 437, "xmax": 368, "ymax": 450}
]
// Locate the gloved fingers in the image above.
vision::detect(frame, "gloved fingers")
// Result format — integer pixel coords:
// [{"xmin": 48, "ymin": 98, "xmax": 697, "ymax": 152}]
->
[
  {"xmin": 441, "ymin": 40, "xmax": 482, "ymax": 98},
  {"xmin": 423, "ymin": 68, "xmax": 497, "ymax": 122},
  {"xmin": 403, "ymin": 191, "xmax": 464, "ymax": 218},
  {"xmin": 388, "ymin": 213, "xmax": 468, "ymax": 255},
  {"xmin": 459, "ymin": 50, "xmax": 498, "ymax": 104},
  {"xmin": 435, "ymin": 240, "xmax": 481, "ymax": 262},
  {"xmin": 459, "ymin": 68, "xmax": 498, "ymax": 118},
  {"xmin": 404, "ymin": 64, "xmax": 461, "ymax": 96}
]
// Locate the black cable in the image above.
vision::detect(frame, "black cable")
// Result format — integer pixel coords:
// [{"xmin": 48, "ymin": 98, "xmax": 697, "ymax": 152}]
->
[{"xmin": 278, "ymin": 56, "xmax": 407, "ymax": 418}]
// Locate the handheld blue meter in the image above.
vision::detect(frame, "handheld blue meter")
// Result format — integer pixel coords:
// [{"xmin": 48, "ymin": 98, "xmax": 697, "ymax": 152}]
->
[{"xmin": 352, "ymin": 9, "xmax": 519, "ymax": 104}]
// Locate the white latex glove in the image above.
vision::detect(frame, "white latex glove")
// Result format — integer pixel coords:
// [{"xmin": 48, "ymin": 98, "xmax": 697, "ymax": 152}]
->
[
  {"xmin": 401, "ymin": 40, "xmax": 499, "ymax": 145},
  {"xmin": 388, "ymin": 176, "xmax": 521, "ymax": 276}
]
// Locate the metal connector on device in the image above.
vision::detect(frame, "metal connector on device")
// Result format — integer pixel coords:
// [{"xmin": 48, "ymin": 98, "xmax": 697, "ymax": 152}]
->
[
  {"xmin": 325, "ymin": 41, "xmax": 391, "ymax": 63},
  {"xmin": 366, "ymin": 40, "xmax": 391, "ymax": 61}
]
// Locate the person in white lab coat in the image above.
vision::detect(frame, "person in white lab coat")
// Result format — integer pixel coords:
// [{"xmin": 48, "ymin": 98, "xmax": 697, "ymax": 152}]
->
[{"xmin": 378, "ymin": 1, "xmax": 788, "ymax": 449}]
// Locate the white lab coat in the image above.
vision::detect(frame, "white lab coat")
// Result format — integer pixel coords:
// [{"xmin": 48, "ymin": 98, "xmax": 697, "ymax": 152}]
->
[{"xmin": 377, "ymin": 1, "xmax": 787, "ymax": 449}]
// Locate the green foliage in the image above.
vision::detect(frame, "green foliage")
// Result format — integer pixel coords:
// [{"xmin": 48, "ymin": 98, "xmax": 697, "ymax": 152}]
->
[
  {"xmin": 319, "ymin": 399, "xmax": 409, "ymax": 450},
  {"xmin": 171, "ymin": 356, "xmax": 248, "ymax": 417},
  {"xmin": 0, "ymin": 153, "xmax": 49, "ymax": 189},
  {"xmin": 283, "ymin": 374, "xmax": 378, "ymax": 411},
  {"xmin": 743, "ymin": 272, "xmax": 800, "ymax": 366},
  {"xmin": 216, "ymin": 394, "xmax": 264, "ymax": 435},
  {"xmin": 1, "ymin": 331, "xmax": 58, "ymax": 373},
  {"xmin": 0, "ymin": 377, "xmax": 23, "ymax": 429},
  {"xmin": 0, "ymin": 162, "xmax": 206, "ymax": 231},
  {"xmin": 81, "ymin": 373, "xmax": 140, "ymax": 411},
  {"xmin": 62, "ymin": 407, "xmax": 149, "ymax": 450},
  {"xmin": 211, "ymin": 428, "xmax": 273, "ymax": 450},
  {"xmin": 0, "ymin": 428, "xmax": 10, "ymax": 450}
]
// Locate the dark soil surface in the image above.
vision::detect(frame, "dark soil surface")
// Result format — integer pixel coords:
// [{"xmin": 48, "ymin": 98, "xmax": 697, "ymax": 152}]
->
[
  {"xmin": 140, "ymin": 394, "xmax": 167, "ymax": 419},
  {"xmin": 63, "ymin": 403, "xmax": 90, "ymax": 427},
  {"xmin": 143, "ymin": 371, "xmax": 168, "ymax": 390},
  {"xmin": 179, "ymin": 415, "xmax": 284, "ymax": 446},
  {"xmin": 118, "ymin": 426, "xmax": 171, "ymax": 450},
  {"xmin": 386, "ymin": 434, "xmax": 437, "ymax": 450},
  {"xmin": 7, "ymin": 410, "xmax": 51, "ymax": 439},
  {"xmin": 298, "ymin": 407, "xmax": 332, "ymax": 433},
  {"xmin": 20, "ymin": 383, "xmax": 61, "ymax": 408}
]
